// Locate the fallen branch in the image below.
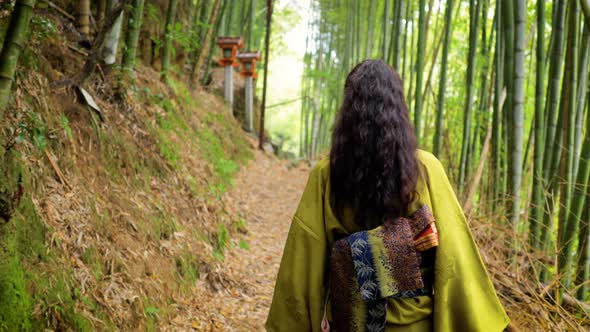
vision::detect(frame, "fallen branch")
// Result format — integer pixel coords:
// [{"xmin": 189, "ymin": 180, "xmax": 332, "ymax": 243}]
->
[
  {"xmin": 68, "ymin": 44, "xmax": 89, "ymax": 57},
  {"xmin": 43, "ymin": 148, "xmax": 71, "ymax": 189},
  {"xmin": 41, "ymin": 0, "xmax": 75, "ymax": 21}
]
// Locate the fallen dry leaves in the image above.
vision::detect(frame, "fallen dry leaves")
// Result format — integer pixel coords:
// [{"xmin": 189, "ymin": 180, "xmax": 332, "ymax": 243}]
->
[{"xmin": 165, "ymin": 146, "xmax": 309, "ymax": 331}]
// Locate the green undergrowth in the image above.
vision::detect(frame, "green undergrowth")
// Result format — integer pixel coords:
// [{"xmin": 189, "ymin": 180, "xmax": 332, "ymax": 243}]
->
[
  {"xmin": 0, "ymin": 67, "xmax": 254, "ymax": 330},
  {"xmin": 212, "ymin": 218, "xmax": 251, "ymax": 261}
]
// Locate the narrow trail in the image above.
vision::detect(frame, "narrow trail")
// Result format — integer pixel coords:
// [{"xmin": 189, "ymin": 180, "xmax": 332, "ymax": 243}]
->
[{"xmin": 170, "ymin": 147, "xmax": 309, "ymax": 331}]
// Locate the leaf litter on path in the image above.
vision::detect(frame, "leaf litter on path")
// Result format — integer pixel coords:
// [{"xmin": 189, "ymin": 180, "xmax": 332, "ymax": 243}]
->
[{"xmin": 166, "ymin": 148, "xmax": 309, "ymax": 331}]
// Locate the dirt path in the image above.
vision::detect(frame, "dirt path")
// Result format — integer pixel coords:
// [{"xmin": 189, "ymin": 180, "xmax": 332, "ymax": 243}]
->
[{"xmin": 169, "ymin": 148, "xmax": 309, "ymax": 331}]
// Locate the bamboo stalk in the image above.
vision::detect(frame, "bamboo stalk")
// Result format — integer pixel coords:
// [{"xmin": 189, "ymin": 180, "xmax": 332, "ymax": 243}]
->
[{"xmin": 0, "ymin": 0, "xmax": 37, "ymax": 112}]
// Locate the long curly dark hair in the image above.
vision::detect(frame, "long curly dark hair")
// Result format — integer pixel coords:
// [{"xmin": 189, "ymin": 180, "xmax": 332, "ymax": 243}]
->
[{"xmin": 330, "ymin": 60, "xmax": 419, "ymax": 229}]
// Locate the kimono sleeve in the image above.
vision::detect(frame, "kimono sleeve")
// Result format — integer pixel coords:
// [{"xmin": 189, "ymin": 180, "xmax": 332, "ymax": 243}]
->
[
  {"xmin": 265, "ymin": 165, "xmax": 329, "ymax": 332},
  {"xmin": 417, "ymin": 150, "xmax": 510, "ymax": 332}
]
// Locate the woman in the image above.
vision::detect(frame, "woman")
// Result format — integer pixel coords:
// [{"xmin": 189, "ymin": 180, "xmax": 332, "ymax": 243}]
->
[{"xmin": 266, "ymin": 60, "xmax": 509, "ymax": 331}]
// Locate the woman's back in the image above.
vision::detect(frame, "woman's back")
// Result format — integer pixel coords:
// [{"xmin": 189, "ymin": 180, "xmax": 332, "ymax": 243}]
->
[
  {"xmin": 266, "ymin": 150, "xmax": 509, "ymax": 331},
  {"xmin": 266, "ymin": 61, "xmax": 508, "ymax": 331}
]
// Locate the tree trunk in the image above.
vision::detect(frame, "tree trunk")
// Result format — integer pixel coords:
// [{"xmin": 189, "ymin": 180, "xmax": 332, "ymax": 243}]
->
[
  {"xmin": 225, "ymin": 0, "xmax": 235, "ymax": 35},
  {"xmin": 77, "ymin": 0, "xmax": 90, "ymax": 35},
  {"xmin": 557, "ymin": 0, "xmax": 580, "ymax": 291},
  {"xmin": 543, "ymin": 0, "xmax": 566, "ymax": 175},
  {"xmin": 190, "ymin": 0, "xmax": 221, "ymax": 86},
  {"xmin": 575, "ymin": 180, "xmax": 589, "ymax": 300},
  {"xmin": 401, "ymin": 1, "xmax": 410, "ymax": 80},
  {"xmin": 500, "ymin": 0, "xmax": 514, "ymax": 221},
  {"xmin": 0, "ymin": 0, "xmax": 37, "ymax": 112},
  {"xmin": 572, "ymin": 25, "xmax": 590, "ymax": 178},
  {"xmin": 539, "ymin": 0, "xmax": 566, "ymax": 258},
  {"xmin": 458, "ymin": 0, "xmax": 482, "ymax": 190},
  {"xmin": 365, "ymin": 0, "xmax": 376, "ymax": 58},
  {"xmin": 571, "ymin": 95, "xmax": 589, "ymax": 299},
  {"xmin": 413, "ymin": 0, "xmax": 426, "ymax": 145},
  {"xmin": 258, "ymin": 0, "xmax": 273, "ymax": 149},
  {"xmin": 97, "ymin": 0, "xmax": 106, "ymax": 30},
  {"xmin": 390, "ymin": 0, "xmax": 403, "ymax": 69},
  {"xmin": 161, "ymin": 0, "xmax": 179, "ymax": 82},
  {"xmin": 247, "ymin": 0, "xmax": 257, "ymax": 49},
  {"xmin": 491, "ymin": 0, "xmax": 503, "ymax": 211},
  {"xmin": 122, "ymin": 0, "xmax": 146, "ymax": 73},
  {"xmin": 433, "ymin": 0, "xmax": 453, "ymax": 157},
  {"xmin": 381, "ymin": 0, "xmax": 390, "ymax": 60},
  {"xmin": 508, "ymin": 0, "xmax": 526, "ymax": 225},
  {"xmin": 200, "ymin": 0, "xmax": 227, "ymax": 85},
  {"xmin": 529, "ymin": 0, "xmax": 546, "ymax": 249}
]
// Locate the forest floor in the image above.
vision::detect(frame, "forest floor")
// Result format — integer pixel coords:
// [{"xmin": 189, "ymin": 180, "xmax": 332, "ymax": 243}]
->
[{"xmin": 167, "ymin": 143, "xmax": 309, "ymax": 331}]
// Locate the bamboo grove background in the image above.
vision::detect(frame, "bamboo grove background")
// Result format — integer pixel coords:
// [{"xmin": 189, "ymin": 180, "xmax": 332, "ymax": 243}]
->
[
  {"xmin": 0, "ymin": 0, "xmax": 273, "ymax": 110},
  {"xmin": 299, "ymin": 0, "xmax": 590, "ymax": 302}
]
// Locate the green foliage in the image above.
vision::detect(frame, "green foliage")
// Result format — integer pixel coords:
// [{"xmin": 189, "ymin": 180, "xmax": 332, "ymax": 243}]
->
[
  {"xmin": 233, "ymin": 218, "xmax": 247, "ymax": 233},
  {"xmin": 80, "ymin": 245, "xmax": 103, "ymax": 280},
  {"xmin": 213, "ymin": 223, "xmax": 229, "ymax": 260},
  {"xmin": 145, "ymin": 306, "xmax": 160, "ymax": 315},
  {"xmin": 59, "ymin": 114, "xmax": 73, "ymax": 140},
  {"xmin": 175, "ymin": 251, "xmax": 199, "ymax": 284},
  {"xmin": 0, "ymin": 223, "xmax": 33, "ymax": 332},
  {"xmin": 29, "ymin": 15, "xmax": 57, "ymax": 40},
  {"xmin": 197, "ymin": 118, "xmax": 240, "ymax": 193},
  {"xmin": 16, "ymin": 109, "xmax": 48, "ymax": 150},
  {"xmin": 238, "ymin": 239, "xmax": 250, "ymax": 250}
]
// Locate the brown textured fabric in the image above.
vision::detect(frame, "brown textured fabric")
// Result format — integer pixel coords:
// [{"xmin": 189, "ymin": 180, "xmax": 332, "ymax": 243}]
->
[
  {"xmin": 380, "ymin": 218, "xmax": 424, "ymax": 292},
  {"xmin": 330, "ymin": 239, "xmax": 354, "ymax": 331},
  {"xmin": 328, "ymin": 205, "xmax": 439, "ymax": 331}
]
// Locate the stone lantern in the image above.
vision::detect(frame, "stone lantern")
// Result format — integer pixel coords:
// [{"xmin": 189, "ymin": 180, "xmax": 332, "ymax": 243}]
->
[
  {"xmin": 237, "ymin": 51, "xmax": 261, "ymax": 132},
  {"xmin": 216, "ymin": 37, "xmax": 243, "ymax": 113}
]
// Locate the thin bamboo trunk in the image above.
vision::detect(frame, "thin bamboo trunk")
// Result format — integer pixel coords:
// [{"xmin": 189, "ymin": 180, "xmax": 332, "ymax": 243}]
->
[
  {"xmin": 247, "ymin": 0, "xmax": 257, "ymax": 48},
  {"xmin": 491, "ymin": 0, "xmax": 502, "ymax": 210},
  {"xmin": 458, "ymin": 0, "xmax": 482, "ymax": 190},
  {"xmin": 539, "ymin": 0, "xmax": 567, "ymax": 258},
  {"xmin": 77, "ymin": 0, "xmax": 91, "ymax": 35},
  {"xmin": 161, "ymin": 0, "xmax": 179, "ymax": 82},
  {"xmin": 258, "ymin": 0, "xmax": 273, "ymax": 149},
  {"xmin": 190, "ymin": 0, "xmax": 221, "ymax": 86},
  {"xmin": 225, "ymin": 0, "xmax": 235, "ymax": 35},
  {"xmin": 500, "ymin": 0, "xmax": 514, "ymax": 221},
  {"xmin": 401, "ymin": 1, "xmax": 410, "ymax": 80},
  {"xmin": 509, "ymin": 0, "xmax": 526, "ymax": 225},
  {"xmin": 381, "ymin": 0, "xmax": 390, "ymax": 59},
  {"xmin": 201, "ymin": 0, "xmax": 227, "ymax": 85},
  {"xmin": 543, "ymin": 0, "xmax": 567, "ymax": 174},
  {"xmin": 572, "ymin": 25, "xmax": 590, "ymax": 178},
  {"xmin": 529, "ymin": 0, "xmax": 546, "ymax": 249},
  {"xmin": 391, "ymin": 0, "xmax": 403, "ymax": 69},
  {"xmin": 122, "ymin": 0, "xmax": 146, "ymax": 73},
  {"xmin": 571, "ymin": 96, "xmax": 590, "ymax": 299},
  {"xmin": 557, "ymin": 0, "xmax": 580, "ymax": 290},
  {"xmin": 365, "ymin": 0, "xmax": 376, "ymax": 58},
  {"xmin": 413, "ymin": 0, "xmax": 427, "ymax": 145},
  {"xmin": 188, "ymin": 0, "xmax": 210, "ymax": 81},
  {"xmin": 575, "ymin": 180, "xmax": 589, "ymax": 300},
  {"xmin": 98, "ymin": 0, "xmax": 106, "ymax": 30},
  {"xmin": 0, "ymin": 0, "xmax": 37, "ymax": 112},
  {"xmin": 433, "ymin": 0, "xmax": 453, "ymax": 157}
]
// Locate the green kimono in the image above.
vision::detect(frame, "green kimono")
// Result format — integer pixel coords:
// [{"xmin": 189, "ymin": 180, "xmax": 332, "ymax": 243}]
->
[{"xmin": 266, "ymin": 150, "xmax": 510, "ymax": 331}]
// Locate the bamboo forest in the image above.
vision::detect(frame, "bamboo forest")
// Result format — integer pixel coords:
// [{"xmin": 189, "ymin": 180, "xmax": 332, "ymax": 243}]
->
[{"xmin": 0, "ymin": 0, "xmax": 589, "ymax": 330}]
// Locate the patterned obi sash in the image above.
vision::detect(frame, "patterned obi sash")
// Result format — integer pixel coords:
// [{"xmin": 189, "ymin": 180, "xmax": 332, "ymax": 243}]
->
[{"xmin": 329, "ymin": 205, "xmax": 439, "ymax": 332}]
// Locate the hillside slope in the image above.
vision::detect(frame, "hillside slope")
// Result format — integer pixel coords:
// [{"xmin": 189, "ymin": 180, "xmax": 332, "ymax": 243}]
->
[{"xmin": 0, "ymin": 10, "xmax": 258, "ymax": 329}]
